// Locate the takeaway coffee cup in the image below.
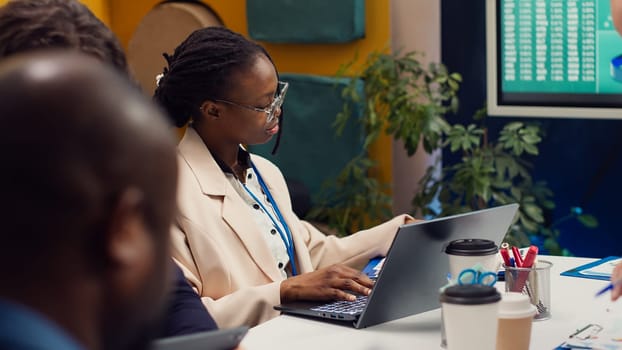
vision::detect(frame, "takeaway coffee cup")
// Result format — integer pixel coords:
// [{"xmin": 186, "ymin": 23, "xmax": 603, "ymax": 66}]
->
[
  {"xmin": 496, "ymin": 292, "xmax": 536, "ymax": 350},
  {"xmin": 440, "ymin": 284, "xmax": 501, "ymax": 350},
  {"xmin": 445, "ymin": 239, "xmax": 499, "ymax": 279}
]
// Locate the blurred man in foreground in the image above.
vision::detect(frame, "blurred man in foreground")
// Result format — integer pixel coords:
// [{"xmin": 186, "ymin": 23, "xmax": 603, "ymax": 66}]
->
[
  {"xmin": 0, "ymin": 52, "xmax": 178, "ymax": 350},
  {"xmin": 0, "ymin": 0, "xmax": 218, "ymax": 336}
]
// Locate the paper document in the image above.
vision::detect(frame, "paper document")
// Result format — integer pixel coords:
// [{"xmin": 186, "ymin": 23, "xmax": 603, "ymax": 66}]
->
[{"xmin": 556, "ymin": 302, "xmax": 622, "ymax": 349}]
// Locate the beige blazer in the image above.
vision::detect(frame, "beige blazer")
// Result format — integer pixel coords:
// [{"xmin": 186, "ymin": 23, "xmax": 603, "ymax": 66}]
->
[{"xmin": 172, "ymin": 128, "xmax": 410, "ymax": 328}]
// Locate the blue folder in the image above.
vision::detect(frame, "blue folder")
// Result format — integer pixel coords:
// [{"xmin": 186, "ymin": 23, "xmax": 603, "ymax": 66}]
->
[
  {"xmin": 560, "ymin": 256, "xmax": 620, "ymax": 281},
  {"xmin": 362, "ymin": 256, "xmax": 384, "ymax": 278}
]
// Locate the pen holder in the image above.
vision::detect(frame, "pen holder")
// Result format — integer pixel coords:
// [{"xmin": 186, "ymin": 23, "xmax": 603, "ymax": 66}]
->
[{"xmin": 504, "ymin": 260, "xmax": 552, "ymax": 321}]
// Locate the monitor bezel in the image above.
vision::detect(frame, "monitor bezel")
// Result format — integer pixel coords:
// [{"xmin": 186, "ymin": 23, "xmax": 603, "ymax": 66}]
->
[{"xmin": 486, "ymin": 0, "xmax": 622, "ymax": 119}]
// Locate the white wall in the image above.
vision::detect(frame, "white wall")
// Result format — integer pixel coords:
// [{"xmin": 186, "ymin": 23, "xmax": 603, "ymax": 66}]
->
[{"xmin": 390, "ymin": 0, "xmax": 442, "ymax": 215}]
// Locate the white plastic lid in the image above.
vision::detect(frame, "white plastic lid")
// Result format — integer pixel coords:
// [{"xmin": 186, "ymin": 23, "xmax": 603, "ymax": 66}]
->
[{"xmin": 498, "ymin": 292, "xmax": 537, "ymax": 319}]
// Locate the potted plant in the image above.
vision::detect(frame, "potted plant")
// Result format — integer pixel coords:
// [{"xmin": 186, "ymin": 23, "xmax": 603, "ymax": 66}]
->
[
  {"xmin": 412, "ymin": 108, "xmax": 598, "ymax": 255},
  {"xmin": 307, "ymin": 50, "xmax": 461, "ymax": 235},
  {"xmin": 308, "ymin": 50, "xmax": 597, "ymax": 254}
]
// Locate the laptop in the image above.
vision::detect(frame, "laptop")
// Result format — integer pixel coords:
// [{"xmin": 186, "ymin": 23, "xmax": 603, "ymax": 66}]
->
[
  {"xmin": 274, "ymin": 203, "xmax": 519, "ymax": 329},
  {"xmin": 150, "ymin": 326, "xmax": 249, "ymax": 350}
]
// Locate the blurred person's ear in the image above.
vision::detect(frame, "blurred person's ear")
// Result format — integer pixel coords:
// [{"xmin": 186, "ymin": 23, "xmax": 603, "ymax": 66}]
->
[
  {"xmin": 101, "ymin": 186, "xmax": 173, "ymax": 349},
  {"xmin": 106, "ymin": 188, "xmax": 153, "ymax": 270},
  {"xmin": 104, "ymin": 187, "xmax": 159, "ymax": 292}
]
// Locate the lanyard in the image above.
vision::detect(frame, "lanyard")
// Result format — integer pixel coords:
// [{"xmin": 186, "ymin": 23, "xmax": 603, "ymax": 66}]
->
[{"xmin": 241, "ymin": 161, "xmax": 298, "ymax": 276}]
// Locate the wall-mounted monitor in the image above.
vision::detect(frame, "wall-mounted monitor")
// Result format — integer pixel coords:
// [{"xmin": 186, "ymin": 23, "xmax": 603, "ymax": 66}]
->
[{"xmin": 486, "ymin": 0, "xmax": 622, "ymax": 118}]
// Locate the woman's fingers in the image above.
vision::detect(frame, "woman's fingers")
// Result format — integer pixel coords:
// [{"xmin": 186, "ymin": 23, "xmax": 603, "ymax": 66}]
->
[
  {"xmin": 612, "ymin": 286, "xmax": 621, "ymax": 301},
  {"xmin": 280, "ymin": 264, "xmax": 375, "ymax": 302},
  {"xmin": 611, "ymin": 263, "xmax": 622, "ymax": 301},
  {"xmin": 352, "ymin": 271, "xmax": 375, "ymax": 289},
  {"xmin": 404, "ymin": 216, "xmax": 424, "ymax": 225},
  {"xmin": 334, "ymin": 276, "xmax": 371, "ymax": 297}
]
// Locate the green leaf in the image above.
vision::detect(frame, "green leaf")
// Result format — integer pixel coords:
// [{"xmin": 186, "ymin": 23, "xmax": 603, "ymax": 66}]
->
[
  {"xmin": 561, "ymin": 248, "xmax": 574, "ymax": 257},
  {"xmin": 491, "ymin": 179, "xmax": 512, "ymax": 189},
  {"xmin": 577, "ymin": 214, "xmax": 599, "ymax": 228},
  {"xmin": 542, "ymin": 200, "xmax": 555, "ymax": 209},
  {"xmin": 450, "ymin": 96, "xmax": 460, "ymax": 112},
  {"xmin": 523, "ymin": 204, "xmax": 544, "ymax": 223},
  {"xmin": 521, "ymin": 134, "xmax": 542, "ymax": 144},
  {"xmin": 448, "ymin": 79, "xmax": 459, "ymax": 91},
  {"xmin": 523, "ymin": 143, "xmax": 539, "ymax": 155},
  {"xmin": 505, "ymin": 122, "xmax": 524, "ymax": 131},
  {"xmin": 520, "ymin": 214, "xmax": 539, "ymax": 232},
  {"xmin": 450, "ymin": 139, "xmax": 461, "ymax": 152},
  {"xmin": 510, "ymin": 187, "xmax": 521, "ymax": 200},
  {"xmin": 543, "ymin": 238, "xmax": 562, "ymax": 255}
]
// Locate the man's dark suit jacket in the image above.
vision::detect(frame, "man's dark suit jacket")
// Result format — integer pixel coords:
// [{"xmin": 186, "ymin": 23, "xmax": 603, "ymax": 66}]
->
[{"xmin": 161, "ymin": 264, "xmax": 218, "ymax": 337}]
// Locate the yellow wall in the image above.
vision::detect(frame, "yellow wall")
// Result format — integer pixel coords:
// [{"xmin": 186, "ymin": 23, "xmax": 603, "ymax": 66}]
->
[
  {"xmin": 109, "ymin": 0, "xmax": 394, "ymax": 190},
  {"xmin": 0, "ymin": 0, "xmax": 393, "ymax": 190},
  {"xmin": 110, "ymin": 1, "xmax": 391, "ymax": 75},
  {"xmin": 81, "ymin": 0, "xmax": 110, "ymax": 25},
  {"xmin": 0, "ymin": 0, "xmax": 110, "ymax": 23}
]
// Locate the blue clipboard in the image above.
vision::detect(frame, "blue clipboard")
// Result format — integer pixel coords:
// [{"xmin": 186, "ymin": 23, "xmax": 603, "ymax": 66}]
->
[{"xmin": 560, "ymin": 256, "xmax": 620, "ymax": 281}]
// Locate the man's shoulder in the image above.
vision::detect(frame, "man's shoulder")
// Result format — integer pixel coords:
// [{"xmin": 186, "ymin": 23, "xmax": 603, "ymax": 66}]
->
[{"xmin": 0, "ymin": 300, "xmax": 83, "ymax": 350}]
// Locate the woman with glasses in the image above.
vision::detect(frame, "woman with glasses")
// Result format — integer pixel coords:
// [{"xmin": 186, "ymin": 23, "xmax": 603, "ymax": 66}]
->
[{"xmin": 154, "ymin": 27, "xmax": 416, "ymax": 328}]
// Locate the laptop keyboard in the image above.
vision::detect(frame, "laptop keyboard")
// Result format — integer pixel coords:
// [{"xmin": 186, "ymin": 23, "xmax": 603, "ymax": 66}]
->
[{"xmin": 310, "ymin": 296, "xmax": 369, "ymax": 315}]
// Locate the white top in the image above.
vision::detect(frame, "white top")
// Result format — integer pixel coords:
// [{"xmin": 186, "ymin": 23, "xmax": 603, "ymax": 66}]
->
[{"xmin": 225, "ymin": 167, "xmax": 290, "ymax": 279}]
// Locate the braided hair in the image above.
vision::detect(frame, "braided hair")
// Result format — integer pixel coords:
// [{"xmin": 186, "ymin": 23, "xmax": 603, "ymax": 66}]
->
[{"xmin": 153, "ymin": 26, "xmax": 283, "ymax": 153}]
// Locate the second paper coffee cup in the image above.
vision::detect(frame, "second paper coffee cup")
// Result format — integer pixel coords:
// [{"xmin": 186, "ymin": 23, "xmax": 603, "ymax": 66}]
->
[
  {"xmin": 445, "ymin": 239, "xmax": 499, "ymax": 278},
  {"xmin": 496, "ymin": 292, "xmax": 536, "ymax": 350}
]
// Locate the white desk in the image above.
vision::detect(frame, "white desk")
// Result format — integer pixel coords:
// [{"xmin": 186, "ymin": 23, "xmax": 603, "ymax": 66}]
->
[{"xmin": 242, "ymin": 256, "xmax": 622, "ymax": 349}]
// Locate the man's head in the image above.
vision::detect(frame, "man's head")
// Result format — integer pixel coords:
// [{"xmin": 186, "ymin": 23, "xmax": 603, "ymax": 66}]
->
[
  {"xmin": 0, "ymin": 52, "xmax": 178, "ymax": 350},
  {"xmin": 0, "ymin": 0, "xmax": 127, "ymax": 73}
]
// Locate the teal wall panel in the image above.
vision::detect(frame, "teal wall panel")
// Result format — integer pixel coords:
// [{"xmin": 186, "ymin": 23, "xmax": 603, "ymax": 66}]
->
[
  {"xmin": 247, "ymin": 0, "xmax": 365, "ymax": 43},
  {"xmin": 250, "ymin": 73, "xmax": 364, "ymax": 204}
]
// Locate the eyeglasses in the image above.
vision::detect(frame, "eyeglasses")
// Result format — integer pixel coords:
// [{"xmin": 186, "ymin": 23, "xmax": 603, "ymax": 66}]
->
[{"xmin": 214, "ymin": 81, "xmax": 288, "ymax": 125}]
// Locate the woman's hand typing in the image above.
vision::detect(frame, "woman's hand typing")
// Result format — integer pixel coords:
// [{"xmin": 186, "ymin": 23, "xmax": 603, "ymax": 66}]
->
[{"xmin": 280, "ymin": 264, "xmax": 374, "ymax": 303}]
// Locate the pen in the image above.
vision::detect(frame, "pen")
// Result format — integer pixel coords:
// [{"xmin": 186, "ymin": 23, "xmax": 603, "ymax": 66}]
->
[
  {"xmin": 595, "ymin": 278, "xmax": 622, "ymax": 297},
  {"xmin": 561, "ymin": 345, "xmax": 590, "ymax": 350},
  {"xmin": 511, "ymin": 245, "xmax": 538, "ymax": 292},
  {"xmin": 512, "ymin": 246, "xmax": 524, "ymax": 267},
  {"xmin": 521, "ymin": 245, "xmax": 539, "ymax": 268},
  {"xmin": 500, "ymin": 242, "xmax": 512, "ymax": 267}
]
